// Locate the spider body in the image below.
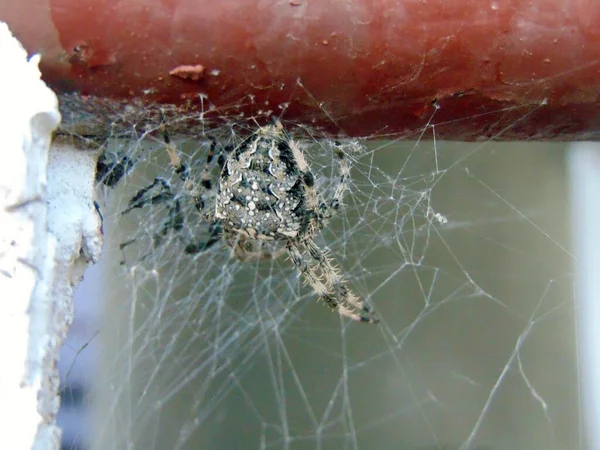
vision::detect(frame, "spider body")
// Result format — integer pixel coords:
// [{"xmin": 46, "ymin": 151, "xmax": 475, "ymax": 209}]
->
[
  {"xmin": 216, "ymin": 123, "xmax": 315, "ymax": 240},
  {"xmin": 122, "ymin": 120, "xmax": 379, "ymax": 324}
]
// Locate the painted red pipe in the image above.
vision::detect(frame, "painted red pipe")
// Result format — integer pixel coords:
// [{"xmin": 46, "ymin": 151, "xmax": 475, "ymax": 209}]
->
[{"xmin": 2, "ymin": 0, "xmax": 599, "ymax": 139}]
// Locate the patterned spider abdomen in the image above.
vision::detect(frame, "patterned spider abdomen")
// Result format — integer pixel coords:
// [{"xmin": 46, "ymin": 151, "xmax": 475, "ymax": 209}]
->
[{"xmin": 215, "ymin": 124, "xmax": 314, "ymax": 240}]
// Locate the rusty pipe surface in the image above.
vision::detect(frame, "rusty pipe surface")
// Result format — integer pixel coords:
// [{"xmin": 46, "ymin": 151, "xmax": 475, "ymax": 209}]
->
[{"xmin": 2, "ymin": 0, "xmax": 599, "ymax": 139}]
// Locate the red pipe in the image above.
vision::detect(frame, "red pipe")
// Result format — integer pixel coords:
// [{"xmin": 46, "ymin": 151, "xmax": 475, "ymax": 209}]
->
[{"xmin": 2, "ymin": 0, "xmax": 599, "ymax": 139}]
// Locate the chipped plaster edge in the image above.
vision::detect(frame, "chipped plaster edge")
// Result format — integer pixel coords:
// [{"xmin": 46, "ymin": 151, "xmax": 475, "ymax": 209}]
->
[{"xmin": 0, "ymin": 22, "xmax": 102, "ymax": 450}]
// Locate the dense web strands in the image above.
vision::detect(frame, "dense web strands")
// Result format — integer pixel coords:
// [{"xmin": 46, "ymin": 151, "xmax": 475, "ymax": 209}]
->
[
  {"xmin": 66, "ymin": 87, "xmax": 579, "ymax": 450},
  {"xmin": 120, "ymin": 119, "xmax": 378, "ymax": 323}
]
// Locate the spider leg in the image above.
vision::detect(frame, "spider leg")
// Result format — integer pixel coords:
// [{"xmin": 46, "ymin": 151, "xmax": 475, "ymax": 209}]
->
[
  {"xmin": 183, "ymin": 221, "xmax": 223, "ymax": 255},
  {"xmin": 152, "ymin": 197, "xmax": 184, "ymax": 248},
  {"xmin": 287, "ymin": 240, "xmax": 379, "ymax": 324},
  {"xmin": 121, "ymin": 177, "xmax": 184, "ymax": 250},
  {"xmin": 122, "ymin": 126, "xmax": 221, "ymax": 249},
  {"xmin": 235, "ymin": 243, "xmax": 287, "ymax": 262},
  {"xmin": 225, "ymin": 230, "xmax": 287, "ymax": 262},
  {"xmin": 122, "ymin": 177, "xmax": 174, "ymax": 214},
  {"xmin": 162, "ymin": 128, "xmax": 217, "ymax": 215},
  {"xmin": 305, "ymin": 238, "xmax": 378, "ymax": 324},
  {"xmin": 321, "ymin": 145, "xmax": 352, "ymax": 221}
]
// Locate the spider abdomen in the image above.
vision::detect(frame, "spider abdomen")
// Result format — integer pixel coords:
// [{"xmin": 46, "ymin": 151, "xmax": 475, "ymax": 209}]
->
[{"xmin": 215, "ymin": 127, "xmax": 313, "ymax": 239}]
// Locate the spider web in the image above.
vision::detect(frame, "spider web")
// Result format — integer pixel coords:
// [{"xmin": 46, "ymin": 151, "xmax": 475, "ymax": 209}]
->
[{"xmin": 61, "ymin": 81, "xmax": 578, "ymax": 450}]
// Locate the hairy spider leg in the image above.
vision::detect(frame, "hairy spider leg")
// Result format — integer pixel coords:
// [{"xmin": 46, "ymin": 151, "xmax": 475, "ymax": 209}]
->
[
  {"xmin": 162, "ymin": 128, "xmax": 217, "ymax": 216},
  {"xmin": 224, "ymin": 230, "xmax": 288, "ymax": 262},
  {"xmin": 122, "ymin": 128, "xmax": 226, "ymax": 253},
  {"xmin": 183, "ymin": 221, "xmax": 223, "ymax": 255},
  {"xmin": 270, "ymin": 118, "xmax": 351, "ymax": 216},
  {"xmin": 286, "ymin": 243, "xmax": 377, "ymax": 323},
  {"xmin": 304, "ymin": 239, "xmax": 378, "ymax": 323},
  {"xmin": 122, "ymin": 177, "xmax": 174, "ymax": 214},
  {"xmin": 321, "ymin": 144, "xmax": 351, "ymax": 219},
  {"xmin": 162, "ymin": 129, "xmax": 239, "ymax": 254},
  {"xmin": 278, "ymin": 134, "xmax": 378, "ymax": 323},
  {"xmin": 121, "ymin": 177, "xmax": 184, "ymax": 249}
]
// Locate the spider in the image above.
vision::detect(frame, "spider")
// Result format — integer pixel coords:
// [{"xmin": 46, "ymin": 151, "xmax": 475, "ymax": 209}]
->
[{"xmin": 122, "ymin": 119, "xmax": 379, "ymax": 324}]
